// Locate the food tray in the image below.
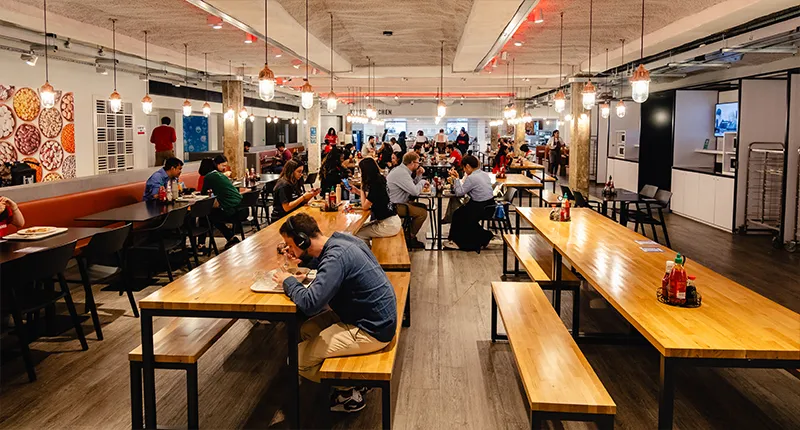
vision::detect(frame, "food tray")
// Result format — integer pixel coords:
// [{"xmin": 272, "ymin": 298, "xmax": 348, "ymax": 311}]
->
[
  {"xmin": 5, "ymin": 226, "xmax": 68, "ymax": 241},
  {"xmin": 250, "ymin": 268, "xmax": 316, "ymax": 293}
]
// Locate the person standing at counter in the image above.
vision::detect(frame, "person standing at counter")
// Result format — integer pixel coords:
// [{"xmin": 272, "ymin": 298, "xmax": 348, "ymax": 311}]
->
[
  {"xmin": 455, "ymin": 128, "xmax": 470, "ymax": 156},
  {"xmin": 143, "ymin": 157, "xmax": 183, "ymax": 201},
  {"xmin": 547, "ymin": 130, "xmax": 565, "ymax": 177},
  {"xmin": 150, "ymin": 117, "xmax": 177, "ymax": 167},
  {"xmin": 0, "ymin": 196, "xmax": 25, "ymax": 238}
]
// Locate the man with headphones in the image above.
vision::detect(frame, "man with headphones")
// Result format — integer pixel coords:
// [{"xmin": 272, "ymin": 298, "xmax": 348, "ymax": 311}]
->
[{"xmin": 272, "ymin": 213, "xmax": 397, "ymax": 413}]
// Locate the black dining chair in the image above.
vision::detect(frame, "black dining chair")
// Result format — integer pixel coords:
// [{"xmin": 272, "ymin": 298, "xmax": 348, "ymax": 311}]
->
[
  {"xmin": 258, "ymin": 180, "xmax": 277, "ymax": 225},
  {"xmin": 185, "ymin": 197, "xmax": 219, "ymax": 265},
  {"xmin": 1, "ymin": 241, "xmax": 88, "ymax": 382},
  {"xmin": 560, "ymin": 185, "xmax": 575, "ymax": 201},
  {"xmin": 481, "ymin": 203, "xmax": 513, "ymax": 236},
  {"xmin": 70, "ymin": 224, "xmax": 133, "ymax": 337},
  {"xmin": 629, "ymin": 189, "xmax": 672, "ymax": 247},
  {"xmin": 303, "ymin": 172, "xmax": 318, "ymax": 192},
  {"xmin": 640, "ymin": 184, "xmax": 659, "ymax": 199},
  {"xmin": 573, "ymin": 191, "xmax": 602, "ymax": 213},
  {"xmin": 235, "ymin": 190, "xmax": 262, "ymax": 239},
  {"xmin": 394, "ymin": 203, "xmax": 415, "ymax": 249},
  {"xmin": 129, "ymin": 206, "xmax": 191, "ymax": 282}
]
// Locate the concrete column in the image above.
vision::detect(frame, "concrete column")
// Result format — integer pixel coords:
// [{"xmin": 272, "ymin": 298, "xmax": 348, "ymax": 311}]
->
[
  {"xmin": 305, "ymin": 101, "xmax": 322, "ymax": 173},
  {"xmin": 514, "ymin": 122, "xmax": 526, "ymax": 155},
  {"xmin": 222, "ymin": 80, "xmax": 245, "ymax": 179},
  {"xmin": 568, "ymin": 82, "xmax": 591, "ymax": 195},
  {"xmin": 344, "ymin": 119, "xmax": 353, "ymax": 146},
  {"xmin": 490, "ymin": 125, "xmax": 500, "ymax": 150}
]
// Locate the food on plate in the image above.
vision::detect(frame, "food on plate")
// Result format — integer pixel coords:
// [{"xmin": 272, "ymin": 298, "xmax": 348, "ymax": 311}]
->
[
  {"xmin": 15, "ymin": 124, "xmax": 41, "ymax": 155},
  {"xmin": 62, "ymin": 154, "xmax": 76, "ymax": 178},
  {"xmin": 0, "ymin": 104, "xmax": 14, "ymax": 139},
  {"xmin": 22, "ymin": 157, "xmax": 42, "ymax": 182},
  {"xmin": 13, "ymin": 87, "xmax": 40, "ymax": 121},
  {"xmin": 61, "ymin": 123, "xmax": 75, "ymax": 153},
  {"xmin": 17, "ymin": 226, "xmax": 57, "ymax": 235},
  {"xmin": 0, "ymin": 141, "xmax": 17, "ymax": 164},
  {"xmin": 40, "ymin": 140, "xmax": 64, "ymax": 171},
  {"xmin": 38, "ymin": 107, "xmax": 63, "ymax": 138},
  {"xmin": 60, "ymin": 92, "xmax": 74, "ymax": 121},
  {"xmin": 43, "ymin": 172, "xmax": 63, "ymax": 182},
  {"xmin": 0, "ymin": 85, "xmax": 14, "ymax": 102}
]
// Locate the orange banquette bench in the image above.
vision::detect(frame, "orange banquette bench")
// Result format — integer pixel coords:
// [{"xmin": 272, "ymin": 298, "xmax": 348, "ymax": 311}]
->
[
  {"xmin": 14, "ymin": 172, "xmax": 200, "ymax": 231},
  {"xmin": 258, "ymin": 146, "xmax": 304, "ymax": 171}
]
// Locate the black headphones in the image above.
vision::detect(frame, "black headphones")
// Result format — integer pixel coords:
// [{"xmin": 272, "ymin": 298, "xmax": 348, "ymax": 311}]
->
[{"xmin": 285, "ymin": 217, "xmax": 310, "ymax": 250}]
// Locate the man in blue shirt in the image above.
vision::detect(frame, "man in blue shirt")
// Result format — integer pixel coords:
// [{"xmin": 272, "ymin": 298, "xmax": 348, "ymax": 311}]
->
[
  {"xmin": 143, "ymin": 157, "xmax": 183, "ymax": 201},
  {"xmin": 272, "ymin": 213, "xmax": 397, "ymax": 413}
]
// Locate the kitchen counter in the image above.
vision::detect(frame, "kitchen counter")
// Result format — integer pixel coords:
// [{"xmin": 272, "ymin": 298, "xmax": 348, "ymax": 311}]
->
[{"xmin": 673, "ymin": 165, "xmax": 735, "ymax": 178}]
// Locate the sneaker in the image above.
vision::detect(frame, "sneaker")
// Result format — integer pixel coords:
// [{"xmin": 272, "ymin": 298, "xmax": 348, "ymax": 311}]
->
[
  {"xmin": 443, "ymin": 240, "xmax": 460, "ymax": 250},
  {"xmin": 330, "ymin": 388, "xmax": 366, "ymax": 413}
]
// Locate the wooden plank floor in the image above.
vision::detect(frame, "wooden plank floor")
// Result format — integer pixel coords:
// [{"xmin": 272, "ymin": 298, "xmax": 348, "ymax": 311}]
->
[{"xmin": 1, "ymin": 212, "xmax": 799, "ymax": 429}]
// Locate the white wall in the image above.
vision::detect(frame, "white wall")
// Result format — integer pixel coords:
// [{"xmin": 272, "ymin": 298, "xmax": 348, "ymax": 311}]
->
[
  {"xmin": 597, "ymin": 108, "xmax": 609, "ymax": 182},
  {"xmin": 784, "ymin": 74, "xmax": 800, "ymax": 243},
  {"xmin": 735, "ymin": 79, "xmax": 788, "ymax": 229},
  {"xmin": 608, "ymin": 102, "xmax": 641, "ymax": 161},
  {"xmin": 673, "ymin": 90, "xmax": 718, "ymax": 168}
]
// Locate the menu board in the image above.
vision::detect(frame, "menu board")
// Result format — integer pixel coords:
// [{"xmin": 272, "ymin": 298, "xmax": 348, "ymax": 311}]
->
[{"xmin": 0, "ymin": 84, "xmax": 76, "ymax": 182}]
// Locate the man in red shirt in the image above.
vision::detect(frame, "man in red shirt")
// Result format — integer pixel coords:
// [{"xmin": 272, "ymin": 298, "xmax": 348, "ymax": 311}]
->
[
  {"xmin": 447, "ymin": 144, "xmax": 462, "ymax": 168},
  {"xmin": 150, "ymin": 117, "xmax": 177, "ymax": 167}
]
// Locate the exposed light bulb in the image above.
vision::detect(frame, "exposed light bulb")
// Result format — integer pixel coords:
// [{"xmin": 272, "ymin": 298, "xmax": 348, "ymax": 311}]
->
[
  {"xmin": 108, "ymin": 91, "xmax": 122, "ymax": 113},
  {"xmin": 434, "ymin": 116, "xmax": 441, "ymax": 125},
  {"xmin": 249, "ymin": 113, "xmax": 255, "ymax": 122},
  {"xmin": 225, "ymin": 107, "xmax": 235, "ymax": 119},
  {"xmin": 258, "ymin": 64, "xmax": 276, "ymax": 101},
  {"xmin": 616, "ymin": 100, "xmax": 627, "ymax": 118},
  {"xmin": 437, "ymin": 100, "xmax": 447, "ymax": 118},
  {"xmin": 366, "ymin": 104, "xmax": 377, "ymax": 119},
  {"xmin": 300, "ymin": 80, "xmax": 314, "ymax": 109},
  {"xmin": 600, "ymin": 102, "xmax": 610, "ymax": 119},
  {"xmin": 182, "ymin": 100, "xmax": 192, "ymax": 117},
  {"xmin": 581, "ymin": 81, "xmax": 597, "ymax": 110},
  {"xmin": 40, "ymin": 82, "xmax": 55, "ymax": 109},
  {"xmin": 302, "ymin": 119, "xmax": 308, "ymax": 124},
  {"xmin": 238, "ymin": 107, "xmax": 248, "ymax": 120},
  {"xmin": 141, "ymin": 94, "xmax": 153, "ymax": 114},
  {"xmin": 202, "ymin": 102, "xmax": 211, "ymax": 117},
  {"xmin": 326, "ymin": 91, "xmax": 337, "ymax": 113},
  {"xmin": 553, "ymin": 90, "xmax": 566, "ymax": 113},
  {"xmin": 564, "ymin": 113, "xmax": 573, "ymax": 122},
  {"xmin": 630, "ymin": 64, "xmax": 651, "ymax": 103}
]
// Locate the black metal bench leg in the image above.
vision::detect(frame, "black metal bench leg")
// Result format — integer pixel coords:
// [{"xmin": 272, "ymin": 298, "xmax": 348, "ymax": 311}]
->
[
  {"xmin": 502, "ymin": 239, "xmax": 509, "ymax": 275},
  {"xmin": 598, "ymin": 414, "xmax": 615, "ymax": 430},
  {"xmin": 530, "ymin": 411, "xmax": 542, "ymax": 430},
  {"xmin": 381, "ymin": 382, "xmax": 392, "ymax": 430},
  {"xmin": 572, "ymin": 284, "xmax": 580, "ymax": 340},
  {"xmin": 131, "ymin": 362, "xmax": 143, "ymax": 429},
  {"xmin": 187, "ymin": 365, "xmax": 199, "ymax": 429},
  {"xmin": 403, "ymin": 284, "xmax": 411, "ymax": 328}
]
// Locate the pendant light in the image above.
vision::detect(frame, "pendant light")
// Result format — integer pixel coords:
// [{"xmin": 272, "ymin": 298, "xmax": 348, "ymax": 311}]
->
[
  {"xmin": 617, "ymin": 39, "xmax": 627, "ymax": 118},
  {"xmin": 581, "ymin": 0, "xmax": 596, "ymax": 111},
  {"xmin": 39, "ymin": 0, "xmax": 55, "ymax": 109},
  {"xmin": 300, "ymin": 0, "xmax": 314, "ymax": 109},
  {"xmin": 325, "ymin": 13, "xmax": 337, "ymax": 113},
  {"xmin": 436, "ymin": 41, "xmax": 446, "ymax": 118},
  {"xmin": 249, "ymin": 109, "xmax": 255, "ymax": 122},
  {"xmin": 258, "ymin": 0, "xmax": 275, "ymax": 101},
  {"xmin": 202, "ymin": 53, "xmax": 211, "ymax": 117},
  {"xmin": 224, "ymin": 60, "xmax": 235, "ymax": 119},
  {"xmin": 553, "ymin": 12, "xmax": 566, "ymax": 114},
  {"xmin": 630, "ymin": 0, "xmax": 650, "ymax": 103},
  {"xmin": 141, "ymin": 31, "xmax": 153, "ymax": 114},
  {"xmin": 182, "ymin": 44, "xmax": 192, "ymax": 117},
  {"xmin": 108, "ymin": 19, "xmax": 122, "ymax": 113},
  {"xmin": 599, "ymin": 49, "xmax": 610, "ymax": 118},
  {"xmin": 365, "ymin": 60, "xmax": 376, "ymax": 119}
]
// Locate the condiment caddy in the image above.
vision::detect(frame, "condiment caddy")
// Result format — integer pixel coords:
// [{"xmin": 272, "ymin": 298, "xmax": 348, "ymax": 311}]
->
[{"xmin": 657, "ymin": 253, "xmax": 702, "ymax": 308}]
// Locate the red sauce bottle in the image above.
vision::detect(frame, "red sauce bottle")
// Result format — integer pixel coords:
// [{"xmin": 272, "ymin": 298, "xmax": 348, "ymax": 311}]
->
[{"xmin": 668, "ymin": 254, "xmax": 687, "ymax": 305}]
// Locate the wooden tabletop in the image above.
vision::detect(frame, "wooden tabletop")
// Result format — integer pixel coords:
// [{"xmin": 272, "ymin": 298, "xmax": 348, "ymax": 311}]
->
[
  {"xmin": 139, "ymin": 205, "xmax": 369, "ymax": 314},
  {"xmin": 496, "ymin": 174, "xmax": 544, "ymax": 189},
  {"xmin": 508, "ymin": 160, "xmax": 545, "ymax": 171},
  {"xmin": 0, "ymin": 227, "xmax": 110, "ymax": 265},
  {"xmin": 492, "ymin": 282, "xmax": 616, "ymax": 415},
  {"xmin": 516, "ymin": 208, "xmax": 800, "ymax": 360},
  {"xmin": 75, "ymin": 200, "xmax": 192, "ymax": 223}
]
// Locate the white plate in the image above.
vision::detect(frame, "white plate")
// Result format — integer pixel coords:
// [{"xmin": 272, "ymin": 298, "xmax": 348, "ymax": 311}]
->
[{"xmin": 250, "ymin": 268, "xmax": 315, "ymax": 293}]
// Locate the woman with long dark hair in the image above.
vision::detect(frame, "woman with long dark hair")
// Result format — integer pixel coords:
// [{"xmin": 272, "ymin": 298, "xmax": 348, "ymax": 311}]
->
[
  {"xmin": 272, "ymin": 159, "xmax": 319, "ymax": 221},
  {"xmin": 323, "ymin": 128, "xmax": 338, "ymax": 155},
  {"xmin": 397, "ymin": 131, "xmax": 408, "ymax": 155},
  {"xmin": 547, "ymin": 130, "xmax": 565, "ymax": 176},
  {"xmin": 377, "ymin": 140, "xmax": 394, "ymax": 169},
  {"xmin": 351, "ymin": 157, "xmax": 401, "ymax": 242},
  {"xmin": 320, "ymin": 147, "xmax": 349, "ymax": 192}
]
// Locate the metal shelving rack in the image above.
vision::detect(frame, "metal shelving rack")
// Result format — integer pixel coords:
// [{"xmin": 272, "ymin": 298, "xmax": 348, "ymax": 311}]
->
[
  {"xmin": 743, "ymin": 142, "xmax": 785, "ymax": 238},
  {"xmin": 786, "ymin": 149, "xmax": 800, "ymax": 252}
]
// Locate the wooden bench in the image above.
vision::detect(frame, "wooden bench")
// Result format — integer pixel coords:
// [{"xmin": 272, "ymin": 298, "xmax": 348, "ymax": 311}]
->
[
  {"xmin": 319, "ymin": 271, "xmax": 410, "ymax": 430},
  {"xmin": 532, "ymin": 172, "xmax": 557, "ymax": 192},
  {"xmin": 372, "ymin": 232, "xmax": 411, "ymax": 327},
  {"xmin": 491, "ymin": 282, "xmax": 616, "ymax": 429},
  {"xmin": 129, "ymin": 317, "xmax": 236, "ymax": 429},
  {"xmin": 502, "ymin": 233, "xmax": 582, "ymax": 327},
  {"xmin": 534, "ymin": 189, "xmax": 564, "ymax": 207}
]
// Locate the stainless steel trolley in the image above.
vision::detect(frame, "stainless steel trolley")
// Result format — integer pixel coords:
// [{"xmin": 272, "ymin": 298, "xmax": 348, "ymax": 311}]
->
[{"xmin": 741, "ymin": 142, "xmax": 785, "ymax": 244}]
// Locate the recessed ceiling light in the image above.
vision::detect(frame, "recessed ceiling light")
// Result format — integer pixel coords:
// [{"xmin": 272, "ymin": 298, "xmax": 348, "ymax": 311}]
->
[
  {"xmin": 533, "ymin": 9, "xmax": 544, "ymax": 24},
  {"xmin": 514, "ymin": 41, "xmax": 523, "ymax": 47},
  {"xmin": 275, "ymin": 54, "xmax": 282, "ymax": 58},
  {"xmin": 212, "ymin": 23, "xmax": 223, "ymax": 30}
]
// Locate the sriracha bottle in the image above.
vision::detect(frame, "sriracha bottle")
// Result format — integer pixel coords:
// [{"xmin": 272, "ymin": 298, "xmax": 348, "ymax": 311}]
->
[{"xmin": 668, "ymin": 254, "xmax": 687, "ymax": 305}]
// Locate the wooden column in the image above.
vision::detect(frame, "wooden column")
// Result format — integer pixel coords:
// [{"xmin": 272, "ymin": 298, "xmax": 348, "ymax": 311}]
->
[
  {"xmin": 568, "ymin": 82, "xmax": 591, "ymax": 195},
  {"xmin": 222, "ymin": 80, "xmax": 245, "ymax": 179},
  {"xmin": 305, "ymin": 101, "xmax": 322, "ymax": 174}
]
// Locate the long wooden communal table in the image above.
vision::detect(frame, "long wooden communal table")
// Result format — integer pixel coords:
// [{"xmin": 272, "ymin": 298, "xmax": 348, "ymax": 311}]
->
[
  {"xmin": 507, "ymin": 159, "xmax": 546, "ymax": 174},
  {"xmin": 496, "ymin": 174, "xmax": 544, "ymax": 207},
  {"xmin": 137, "ymin": 205, "xmax": 368, "ymax": 429},
  {"xmin": 516, "ymin": 207, "xmax": 800, "ymax": 429}
]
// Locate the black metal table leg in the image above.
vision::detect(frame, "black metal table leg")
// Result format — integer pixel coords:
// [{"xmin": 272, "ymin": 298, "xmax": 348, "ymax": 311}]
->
[
  {"xmin": 187, "ymin": 365, "xmax": 199, "ymax": 430},
  {"xmin": 658, "ymin": 355, "xmax": 676, "ymax": 430},
  {"xmin": 572, "ymin": 284, "xmax": 580, "ymax": 340},
  {"xmin": 403, "ymin": 284, "xmax": 411, "ymax": 327},
  {"xmin": 130, "ymin": 362, "xmax": 143, "ymax": 429},
  {"xmin": 437, "ymin": 195, "xmax": 443, "ymax": 250},
  {"xmin": 141, "ymin": 310, "xmax": 156, "ymax": 429},
  {"xmin": 287, "ymin": 316, "xmax": 301, "ymax": 429},
  {"xmin": 381, "ymin": 381, "xmax": 392, "ymax": 430},
  {"xmin": 552, "ymin": 249, "xmax": 563, "ymax": 316},
  {"xmin": 502, "ymin": 239, "xmax": 508, "ymax": 275},
  {"xmin": 528, "ymin": 189, "xmax": 533, "ymax": 207},
  {"xmin": 515, "ymin": 208, "xmax": 521, "ymax": 236},
  {"xmin": 491, "ymin": 291, "xmax": 498, "ymax": 342}
]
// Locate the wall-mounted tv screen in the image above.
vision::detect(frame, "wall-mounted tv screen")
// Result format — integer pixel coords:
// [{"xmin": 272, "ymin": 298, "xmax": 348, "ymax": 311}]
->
[{"xmin": 714, "ymin": 102, "xmax": 738, "ymax": 137}]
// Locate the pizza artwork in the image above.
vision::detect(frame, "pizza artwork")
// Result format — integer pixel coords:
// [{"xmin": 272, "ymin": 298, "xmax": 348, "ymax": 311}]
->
[{"xmin": 3, "ymin": 84, "xmax": 74, "ymax": 183}]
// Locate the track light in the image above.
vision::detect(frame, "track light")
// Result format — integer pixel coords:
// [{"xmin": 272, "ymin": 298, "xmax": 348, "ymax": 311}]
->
[{"xmin": 21, "ymin": 52, "xmax": 38, "ymax": 66}]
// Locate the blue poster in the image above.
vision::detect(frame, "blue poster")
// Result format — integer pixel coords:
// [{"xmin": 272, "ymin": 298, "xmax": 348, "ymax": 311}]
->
[
  {"xmin": 183, "ymin": 115, "xmax": 209, "ymax": 153},
  {"xmin": 310, "ymin": 126, "xmax": 317, "ymax": 145}
]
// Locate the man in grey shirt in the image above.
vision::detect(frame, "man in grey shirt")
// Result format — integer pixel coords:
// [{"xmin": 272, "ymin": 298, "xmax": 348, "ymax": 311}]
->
[
  {"xmin": 386, "ymin": 152, "xmax": 429, "ymax": 248},
  {"xmin": 444, "ymin": 155, "xmax": 495, "ymax": 251}
]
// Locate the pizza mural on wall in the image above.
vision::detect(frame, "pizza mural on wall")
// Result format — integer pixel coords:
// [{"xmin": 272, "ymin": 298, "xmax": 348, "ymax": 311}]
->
[{"xmin": 0, "ymin": 85, "xmax": 75, "ymax": 182}]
